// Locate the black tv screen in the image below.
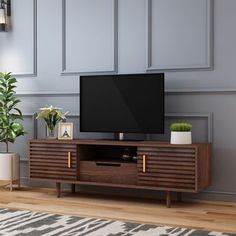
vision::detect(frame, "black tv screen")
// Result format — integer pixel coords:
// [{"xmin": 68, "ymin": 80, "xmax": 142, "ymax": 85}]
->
[{"xmin": 80, "ymin": 73, "xmax": 164, "ymax": 134}]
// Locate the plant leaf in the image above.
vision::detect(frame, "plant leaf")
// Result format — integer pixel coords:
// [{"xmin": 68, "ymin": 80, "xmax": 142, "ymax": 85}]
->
[
  {"xmin": 8, "ymin": 77, "xmax": 17, "ymax": 84},
  {"xmin": 10, "ymin": 122, "xmax": 24, "ymax": 136},
  {"xmin": 0, "ymin": 72, "xmax": 25, "ymax": 148}
]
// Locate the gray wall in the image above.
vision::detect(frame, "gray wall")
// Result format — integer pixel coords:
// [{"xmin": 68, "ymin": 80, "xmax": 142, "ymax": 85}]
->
[{"xmin": 0, "ymin": 0, "xmax": 236, "ymax": 201}]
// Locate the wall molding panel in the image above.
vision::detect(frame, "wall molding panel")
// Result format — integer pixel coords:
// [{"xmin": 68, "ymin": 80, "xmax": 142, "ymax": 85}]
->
[
  {"xmin": 16, "ymin": 88, "xmax": 236, "ymax": 97},
  {"xmin": 166, "ymin": 88, "xmax": 236, "ymax": 95},
  {"xmin": 32, "ymin": 112, "xmax": 212, "ymax": 141},
  {"xmin": 33, "ymin": 111, "xmax": 212, "ymax": 143},
  {"xmin": 31, "ymin": 0, "xmax": 38, "ymax": 77},
  {"xmin": 29, "ymin": 0, "xmax": 37, "ymax": 77},
  {"xmin": 165, "ymin": 112, "xmax": 213, "ymax": 143},
  {"xmin": 13, "ymin": 113, "xmax": 37, "ymax": 162},
  {"xmin": 11, "ymin": 0, "xmax": 37, "ymax": 77},
  {"xmin": 203, "ymin": 190, "xmax": 236, "ymax": 196},
  {"xmin": 22, "ymin": 113, "xmax": 37, "ymax": 139},
  {"xmin": 16, "ymin": 91, "xmax": 79, "ymax": 97},
  {"xmin": 146, "ymin": 0, "xmax": 214, "ymax": 72},
  {"xmin": 61, "ymin": 0, "xmax": 118, "ymax": 75}
]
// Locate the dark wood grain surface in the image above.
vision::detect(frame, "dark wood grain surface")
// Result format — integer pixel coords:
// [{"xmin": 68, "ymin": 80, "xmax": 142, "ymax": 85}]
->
[{"xmin": 28, "ymin": 139, "xmax": 211, "ymax": 207}]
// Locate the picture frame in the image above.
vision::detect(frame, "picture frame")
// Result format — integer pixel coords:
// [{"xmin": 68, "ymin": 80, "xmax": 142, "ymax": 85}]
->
[{"xmin": 58, "ymin": 122, "xmax": 73, "ymax": 140}]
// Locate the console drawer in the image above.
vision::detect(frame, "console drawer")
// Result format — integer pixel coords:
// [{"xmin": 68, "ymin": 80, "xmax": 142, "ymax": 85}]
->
[{"xmin": 79, "ymin": 161, "xmax": 137, "ymax": 185}]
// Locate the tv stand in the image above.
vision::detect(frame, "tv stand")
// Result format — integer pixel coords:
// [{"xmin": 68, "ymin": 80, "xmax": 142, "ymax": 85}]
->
[{"xmin": 29, "ymin": 139, "xmax": 211, "ymax": 208}]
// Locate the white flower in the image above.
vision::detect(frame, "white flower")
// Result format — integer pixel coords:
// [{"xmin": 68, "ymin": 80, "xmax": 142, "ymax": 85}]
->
[
  {"xmin": 36, "ymin": 106, "xmax": 69, "ymax": 130},
  {"xmin": 39, "ymin": 105, "xmax": 62, "ymax": 111}
]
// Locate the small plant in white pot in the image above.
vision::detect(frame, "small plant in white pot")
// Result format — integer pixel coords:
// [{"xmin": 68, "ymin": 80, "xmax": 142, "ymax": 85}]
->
[
  {"xmin": 0, "ymin": 72, "xmax": 26, "ymax": 190},
  {"xmin": 170, "ymin": 123, "xmax": 192, "ymax": 145}
]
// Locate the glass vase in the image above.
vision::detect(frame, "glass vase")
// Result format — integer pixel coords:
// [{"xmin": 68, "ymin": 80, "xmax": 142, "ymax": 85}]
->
[{"xmin": 46, "ymin": 127, "xmax": 56, "ymax": 139}]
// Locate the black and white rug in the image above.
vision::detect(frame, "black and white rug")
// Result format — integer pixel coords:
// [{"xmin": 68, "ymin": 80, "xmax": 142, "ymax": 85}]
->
[{"xmin": 0, "ymin": 208, "xmax": 235, "ymax": 236}]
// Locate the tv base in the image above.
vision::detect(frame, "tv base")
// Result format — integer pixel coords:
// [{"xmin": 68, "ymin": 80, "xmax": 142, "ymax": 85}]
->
[{"xmin": 118, "ymin": 133, "xmax": 124, "ymax": 141}]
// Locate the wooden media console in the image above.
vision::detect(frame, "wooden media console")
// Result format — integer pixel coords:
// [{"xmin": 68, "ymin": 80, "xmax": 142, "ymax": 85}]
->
[{"xmin": 29, "ymin": 139, "xmax": 211, "ymax": 207}]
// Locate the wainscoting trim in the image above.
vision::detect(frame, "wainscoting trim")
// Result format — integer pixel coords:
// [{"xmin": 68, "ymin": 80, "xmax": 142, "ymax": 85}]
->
[
  {"xmin": 165, "ymin": 112, "xmax": 213, "ymax": 143},
  {"xmin": 16, "ymin": 91, "xmax": 79, "ymax": 97},
  {"xmin": 13, "ymin": 0, "xmax": 37, "ymax": 78},
  {"xmin": 23, "ymin": 113, "xmax": 37, "ymax": 139},
  {"xmin": 166, "ymin": 88, "xmax": 236, "ymax": 95},
  {"xmin": 16, "ymin": 88, "xmax": 236, "ymax": 97},
  {"xmin": 146, "ymin": 0, "xmax": 214, "ymax": 72},
  {"xmin": 61, "ymin": 0, "xmax": 118, "ymax": 75}
]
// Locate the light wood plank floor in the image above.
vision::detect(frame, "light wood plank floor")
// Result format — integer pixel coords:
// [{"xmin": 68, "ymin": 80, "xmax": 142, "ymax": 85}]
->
[{"xmin": 0, "ymin": 186, "xmax": 236, "ymax": 234}]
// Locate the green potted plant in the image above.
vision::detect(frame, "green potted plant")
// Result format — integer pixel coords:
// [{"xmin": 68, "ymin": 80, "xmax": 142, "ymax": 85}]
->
[
  {"xmin": 170, "ymin": 122, "xmax": 192, "ymax": 144},
  {"xmin": 0, "ymin": 72, "xmax": 26, "ymax": 188},
  {"xmin": 36, "ymin": 105, "xmax": 68, "ymax": 139}
]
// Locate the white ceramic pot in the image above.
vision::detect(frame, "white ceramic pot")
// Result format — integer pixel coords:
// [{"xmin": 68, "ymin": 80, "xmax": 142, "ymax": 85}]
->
[
  {"xmin": 0, "ymin": 153, "xmax": 20, "ymax": 180},
  {"xmin": 170, "ymin": 131, "xmax": 192, "ymax": 145}
]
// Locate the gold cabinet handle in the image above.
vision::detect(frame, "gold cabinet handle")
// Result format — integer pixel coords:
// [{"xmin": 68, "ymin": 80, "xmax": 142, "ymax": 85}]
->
[
  {"xmin": 142, "ymin": 155, "xmax": 146, "ymax": 173},
  {"xmin": 68, "ymin": 152, "xmax": 71, "ymax": 168}
]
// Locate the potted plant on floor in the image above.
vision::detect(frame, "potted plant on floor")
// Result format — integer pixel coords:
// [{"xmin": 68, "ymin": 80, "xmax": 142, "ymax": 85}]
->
[
  {"xmin": 0, "ymin": 72, "xmax": 26, "ymax": 190},
  {"xmin": 170, "ymin": 123, "xmax": 192, "ymax": 144}
]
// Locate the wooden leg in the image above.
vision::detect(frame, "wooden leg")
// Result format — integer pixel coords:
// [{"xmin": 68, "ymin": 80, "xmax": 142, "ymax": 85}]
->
[
  {"xmin": 10, "ymin": 181, "xmax": 13, "ymax": 192},
  {"xmin": 71, "ymin": 184, "xmax": 76, "ymax": 194},
  {"xmin": 177, "ymin": 192, "xmax": 182, "ymax": 202},
  {"xmin": 18, "ymin": 155, "xmax": 21, "ymax": 189},
  {"xmin": 10, "ymin": 156, "xmax": 13, "ymax": 192},
  {"xmin": 56, "ymin": 182, "xmax": 61, "ymax": 198},
  {"xmin": 166, "ymin": 191, "xmax": 171, "ymax": 208}
]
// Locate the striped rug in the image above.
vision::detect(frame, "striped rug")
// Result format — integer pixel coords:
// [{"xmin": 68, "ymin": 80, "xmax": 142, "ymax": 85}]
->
[{"xmin": 0, "ymin": 208, "xmax": 235, "ymax": 236}]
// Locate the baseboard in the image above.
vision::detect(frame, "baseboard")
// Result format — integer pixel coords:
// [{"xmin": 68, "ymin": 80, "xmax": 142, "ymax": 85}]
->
[{"xmin": 184, "ymin": 191, "xmax": 236, "ymax": 202}]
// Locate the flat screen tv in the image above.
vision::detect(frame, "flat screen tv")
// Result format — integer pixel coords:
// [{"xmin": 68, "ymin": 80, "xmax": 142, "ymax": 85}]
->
[{"xmin": 80, "ymin": 73, "xmax": 164, "ymax": 135}]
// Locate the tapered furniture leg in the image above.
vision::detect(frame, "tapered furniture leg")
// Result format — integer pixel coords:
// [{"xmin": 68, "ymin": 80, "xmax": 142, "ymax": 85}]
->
[
  {"xmin": 166, "ymin": 191, "xmax": 171, "ymax": 208},
  {"xmin": 10, "ymin": 156, "xmax": 13, "ymax": 192},
  {"xmin": 18, "ymin": 157, "xmax": 21, "ymax": 189},
  {"xmin": 10, "ymin": 181, "xmax": 13, "ymax": 192},
  {"xmin": 71, "ymin": 184, "xmax": 75, "ymax": 194},
  {"xmin": 56, "ymin": 182, "xmax": 61, "ymax": 198}
]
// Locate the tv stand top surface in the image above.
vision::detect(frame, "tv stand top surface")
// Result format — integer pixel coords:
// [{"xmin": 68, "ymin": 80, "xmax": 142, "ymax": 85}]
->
[
  {"xmin": 100, "ymin": 138, "xmax": 143, "ymax": 142},
  {"xmin": 30, "ymin": 139, "xmax": 210, "ymax": 147}
]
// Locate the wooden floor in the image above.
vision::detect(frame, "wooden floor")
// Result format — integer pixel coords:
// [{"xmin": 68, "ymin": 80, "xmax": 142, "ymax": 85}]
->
[{"xmin": 0, "ymin": 185, "xmax": 236, "ymax": 234}]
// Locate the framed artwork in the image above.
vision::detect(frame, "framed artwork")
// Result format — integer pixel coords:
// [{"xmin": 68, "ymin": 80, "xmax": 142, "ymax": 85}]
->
[{"xmin": 58, "ymin": 122, "xmax": 73, "ymax": 140}]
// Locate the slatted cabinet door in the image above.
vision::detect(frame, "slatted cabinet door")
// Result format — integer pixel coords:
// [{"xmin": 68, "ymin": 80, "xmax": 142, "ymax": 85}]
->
[
  {"xmin": 137, "ymin": 146, "xmax": 197, "ymax": 192},
  {"xmin": 29, "ymin": 141, "xmax": 77, "ymax": 181}
]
